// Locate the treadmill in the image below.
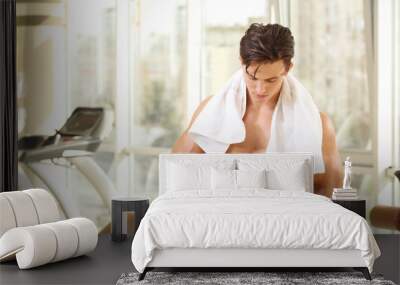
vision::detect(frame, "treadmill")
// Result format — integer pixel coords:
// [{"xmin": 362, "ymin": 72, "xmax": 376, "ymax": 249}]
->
[
  {"xmin": 18, "ymin": 107, "xmax": 116, "ymax": 228},
  {"xmin": 19, "ymin": 107, "xmax": 104, "ymax": 162}
]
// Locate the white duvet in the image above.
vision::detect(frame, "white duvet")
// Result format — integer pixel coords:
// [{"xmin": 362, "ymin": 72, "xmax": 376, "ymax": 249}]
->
[{"xmin": 131, "ymin": 190, "xmax": 380, "ymax": 273}]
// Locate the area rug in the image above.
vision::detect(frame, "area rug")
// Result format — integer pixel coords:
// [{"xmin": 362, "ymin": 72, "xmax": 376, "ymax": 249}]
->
[{"xmin": 116, "ymin": 271, "xmax": 396, "ymax": 285}]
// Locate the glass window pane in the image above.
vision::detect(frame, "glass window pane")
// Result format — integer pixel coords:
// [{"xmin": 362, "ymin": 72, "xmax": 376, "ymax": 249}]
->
[
  {"xmin": 203, "ymin": 0, "xmax": 267, "ymax": 98},
  {"xmin": 17, "ymin": 0, "xmax": 118, "ymax": 230},
  {"xmin": 130, "ymin": 0, "xmax": 188, "ymax": 199},
  {"xmin": 289, "ymin": 0, "xmax": 371, "ymax": 151},
  {"xmin": 132, "ymin": 154, "xmax": 159, "ymax": 201},
  {"xmin": 132, "ymin": 0, "xmax": 187, "ymax": 147},
  {"xmin": 68, "ymin": 0, "xmax": 116, "ymax": 110},
  {"xmin": 67, "ymin": 0, "xmax": 117, "ymax": 229}
]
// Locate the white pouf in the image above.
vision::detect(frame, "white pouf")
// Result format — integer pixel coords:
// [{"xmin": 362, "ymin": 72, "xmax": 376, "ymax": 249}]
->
[{"xmin": 0, "ymin": 189, "xmax": 98, "ymax": 269}]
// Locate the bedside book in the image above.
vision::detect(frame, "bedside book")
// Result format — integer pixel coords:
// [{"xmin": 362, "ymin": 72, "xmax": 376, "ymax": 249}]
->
[
  {"xmin": 333, "ymin": 188, "xmax": 357, "ymax": 193},
  {"xmin": 332, "ymin": 188, "xmax": 359, "ymax": 200},
  {"xmin": 332, "ymin": 195, "xmax": 359, "ymax": 200}
]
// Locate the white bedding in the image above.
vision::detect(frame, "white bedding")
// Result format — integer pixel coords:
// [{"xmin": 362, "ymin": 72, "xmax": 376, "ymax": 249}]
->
[{"xmin": 131, "ymin": 189, "xmax": 380, "ymax": 273}]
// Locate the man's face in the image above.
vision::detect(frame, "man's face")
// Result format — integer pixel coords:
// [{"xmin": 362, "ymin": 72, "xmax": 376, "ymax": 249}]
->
[{"xmin": 242, "ymin": 60, "xmax": 290, "ymax": 104}]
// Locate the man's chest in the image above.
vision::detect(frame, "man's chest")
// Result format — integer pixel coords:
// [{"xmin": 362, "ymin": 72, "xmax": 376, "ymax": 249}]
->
[{"xmin": 226, "ymin": 110, "xmax": 273, "ymax": 153}]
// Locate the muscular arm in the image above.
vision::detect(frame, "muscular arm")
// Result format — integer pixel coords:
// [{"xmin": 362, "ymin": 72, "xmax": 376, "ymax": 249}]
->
[
  {"xmin": 171, "ymin": 96, "xmax": 213, "ymax": 153},
  {"xmin": 314, "ymin": 112, "xmax": 343, "ymax": 197}
]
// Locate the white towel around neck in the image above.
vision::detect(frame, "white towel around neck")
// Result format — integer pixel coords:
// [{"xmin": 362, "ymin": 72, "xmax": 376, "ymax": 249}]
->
[{"xmin": 188, "ymin": 69, "xmax": 325, "ymax": 174}]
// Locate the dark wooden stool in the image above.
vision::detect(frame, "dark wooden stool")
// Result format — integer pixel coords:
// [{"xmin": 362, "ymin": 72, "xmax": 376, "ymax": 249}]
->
[{"xmin": 111, "ymin": 197, "xmax": 149, "ymax": 242}]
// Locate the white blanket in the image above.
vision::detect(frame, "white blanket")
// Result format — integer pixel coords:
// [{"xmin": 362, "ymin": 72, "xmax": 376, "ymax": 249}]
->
[
  {"xmin": 188, "ymin": 69, "xmax": 325, "ymax": 173},
  {"xmin": 131, "ymin": 190, "xmax": 380, "ymax": 273}
]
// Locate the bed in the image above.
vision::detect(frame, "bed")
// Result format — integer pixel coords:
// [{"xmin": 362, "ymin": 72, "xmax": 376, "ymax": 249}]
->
[{"xmin": 131, "ymin": 153, "xmax": 381, "ymax": 281}]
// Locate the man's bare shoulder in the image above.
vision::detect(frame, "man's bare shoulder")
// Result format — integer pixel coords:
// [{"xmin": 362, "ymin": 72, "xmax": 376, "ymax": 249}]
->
[
  {"xmin": 171, "ymin": 96, "xmax": 213, "ymax": 153},
  {"xmin": 187, "ymin": 95, "xmax": 213, "ymax": 130}
]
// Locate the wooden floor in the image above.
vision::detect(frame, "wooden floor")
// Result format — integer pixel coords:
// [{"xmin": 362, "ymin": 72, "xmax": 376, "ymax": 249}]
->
[{"xmin": 0, "ymin": 234, "xmax": 398, "ymax": 285}]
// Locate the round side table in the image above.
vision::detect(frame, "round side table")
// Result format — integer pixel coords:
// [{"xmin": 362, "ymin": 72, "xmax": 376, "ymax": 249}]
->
[{"xmin": 111, "ymin": 197, "xmax": 149, "ymax": 242}]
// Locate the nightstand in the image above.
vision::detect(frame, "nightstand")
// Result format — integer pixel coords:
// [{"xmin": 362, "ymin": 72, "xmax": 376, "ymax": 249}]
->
[{"xmin": 332, "ymin": 199, "xmax": 366, "ymax": 218}]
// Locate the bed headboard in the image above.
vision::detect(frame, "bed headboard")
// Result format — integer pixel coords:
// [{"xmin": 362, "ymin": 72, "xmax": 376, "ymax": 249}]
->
[{"xmin": 159, "ymin": 153, "xmax": 314, "ymax": 195}]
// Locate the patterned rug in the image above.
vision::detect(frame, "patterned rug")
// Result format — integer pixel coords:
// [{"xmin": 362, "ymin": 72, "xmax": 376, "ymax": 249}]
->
[{"xmin": 116, "ymin": 271, "xmax": 396, "ymax": 285}]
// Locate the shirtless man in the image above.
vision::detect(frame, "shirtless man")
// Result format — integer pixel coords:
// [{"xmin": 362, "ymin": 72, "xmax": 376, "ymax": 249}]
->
[{"xmin": 172, "ymin": 23, "xmax": 342, "ymax": 197}]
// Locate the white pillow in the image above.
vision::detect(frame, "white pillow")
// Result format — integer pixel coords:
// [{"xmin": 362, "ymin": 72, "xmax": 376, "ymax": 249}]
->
[
  {"xmin": 211, "ymin": 169, "xmax": 268, "ymax": 190},
  {"xmin": 166, "ymin": 162, "xmax": 212, "ymax": 191},
  {"xmin": 266, "ymin": 163, "xmax": 307, "ymax": 191},
  {"xmin": 211, "ymin": 168, "xmax": 236, "ymax": 190},
  {"xmin": 237, "ymin": 159, "xmax": 309, "ymax": 191},
  {"xmin": 236, "ymin": 169, "xmax": 267, "ymax": 188}
]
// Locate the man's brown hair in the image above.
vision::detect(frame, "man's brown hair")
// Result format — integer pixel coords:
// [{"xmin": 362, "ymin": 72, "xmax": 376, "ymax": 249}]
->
[{"xmin": 240, "ymin": 23, "xmax": 294, "ymax": 76}]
